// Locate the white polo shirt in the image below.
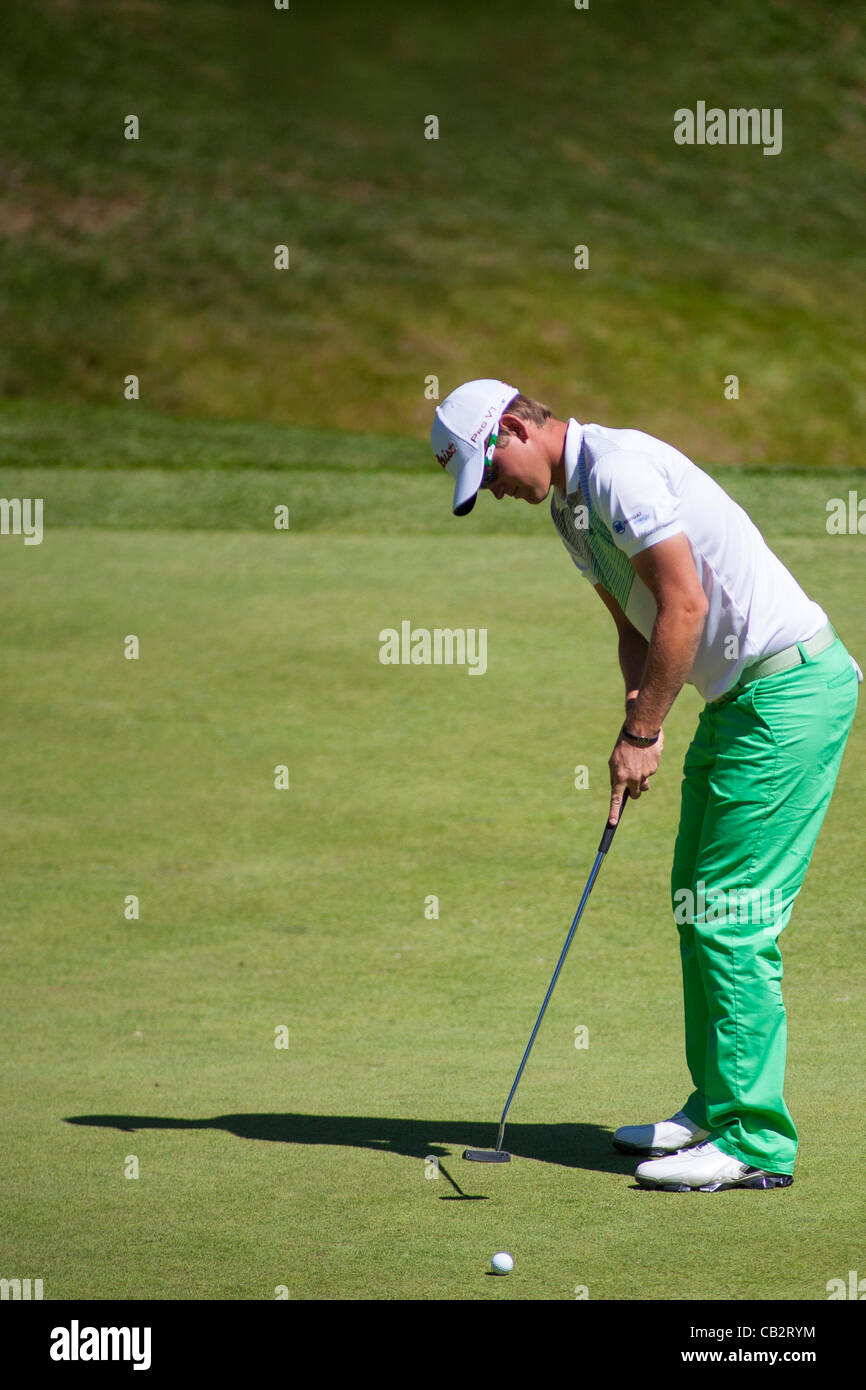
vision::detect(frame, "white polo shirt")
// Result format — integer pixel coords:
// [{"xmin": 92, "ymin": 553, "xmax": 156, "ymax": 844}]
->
[{"xmin": 550, "ymin": 419, "xmax": 828, "ymax": 701}]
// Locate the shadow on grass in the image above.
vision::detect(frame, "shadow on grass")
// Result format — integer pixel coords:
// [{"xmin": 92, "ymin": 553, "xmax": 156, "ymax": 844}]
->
[{"xmin": 64, "ymin": 1112, "xmax": 634, "ymax": 1173}]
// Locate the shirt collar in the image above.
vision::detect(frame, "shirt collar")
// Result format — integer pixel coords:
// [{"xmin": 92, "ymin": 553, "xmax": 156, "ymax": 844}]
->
[{"xmin": 554, "ymin": 418, "xmax": 583, "ymax": 503}]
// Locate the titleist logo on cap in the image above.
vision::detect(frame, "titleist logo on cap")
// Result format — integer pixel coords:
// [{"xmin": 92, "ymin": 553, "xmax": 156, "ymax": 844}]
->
[{"xmin": 436, "ymin": 442, "xmax": 456, "ymax": 467}]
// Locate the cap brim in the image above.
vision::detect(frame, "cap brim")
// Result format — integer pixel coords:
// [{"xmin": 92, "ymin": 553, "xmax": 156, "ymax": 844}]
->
[
  {"xmin": 451, "ymin": 449, "xmax": 485, "ymax": 517},
  {"xmin": 453, "ymin": 493, "xmax": 478, "ymax": 517}
]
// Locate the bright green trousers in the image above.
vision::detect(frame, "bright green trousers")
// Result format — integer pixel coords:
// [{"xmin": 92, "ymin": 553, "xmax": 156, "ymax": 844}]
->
[{"xmin": 671, "ymin": 635, "xmax": 858, "ymax": 1174}]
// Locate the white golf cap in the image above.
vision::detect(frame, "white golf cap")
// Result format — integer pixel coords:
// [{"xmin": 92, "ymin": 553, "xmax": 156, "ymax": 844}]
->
[{"xmin": 431, "ymin": 378, "xmax": 519, "ymax": 516}]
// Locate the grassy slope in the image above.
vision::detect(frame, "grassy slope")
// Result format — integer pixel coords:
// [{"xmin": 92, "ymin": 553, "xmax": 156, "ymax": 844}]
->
[
  {"xmin": 0, "ymin": 0, "xmax": 864, "ymax": 461},
  {"xmin": 1, "ymin": 404, "xmax": 863, "ymax": 562}
]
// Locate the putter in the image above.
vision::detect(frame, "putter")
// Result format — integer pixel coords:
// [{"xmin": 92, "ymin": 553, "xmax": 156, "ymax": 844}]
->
[{"xmin": 463, "ymin": 792, "xmax": 629, "ymax": 1163}]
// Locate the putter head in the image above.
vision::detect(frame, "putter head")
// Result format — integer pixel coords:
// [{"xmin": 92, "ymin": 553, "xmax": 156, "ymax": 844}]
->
[{"xmin": 462, "ymin": 1148, "xmax": 511, "ymax": 1163}]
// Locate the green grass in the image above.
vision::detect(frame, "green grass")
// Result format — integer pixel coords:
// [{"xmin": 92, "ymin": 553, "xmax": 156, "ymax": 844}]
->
[
  {"xmin": 1, "ymin": 500, "xmax": 864, "ymax": 1300},
  {"xmin": 2, "ymin": 0, "xmax": 864, "ymax": 1306},
  {"xmin": 1, "ymin": 1, "xmax": 865, "ymax": 461},
  {"xmin": 1, "ymin": 403, "xmax": 864, "ymax": 559}
]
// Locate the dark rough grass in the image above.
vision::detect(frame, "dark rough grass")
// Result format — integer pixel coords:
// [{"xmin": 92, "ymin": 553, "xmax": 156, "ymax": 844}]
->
[{"xmin": 0, "ymin": 1, "xmax": 864, "ymax": 459}]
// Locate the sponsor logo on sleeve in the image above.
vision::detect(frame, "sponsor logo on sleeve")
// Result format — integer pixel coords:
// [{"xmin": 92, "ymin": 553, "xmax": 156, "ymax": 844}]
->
[{"xmin": 613, "ymin": 511, "xmax": 650, "ymax": 534}]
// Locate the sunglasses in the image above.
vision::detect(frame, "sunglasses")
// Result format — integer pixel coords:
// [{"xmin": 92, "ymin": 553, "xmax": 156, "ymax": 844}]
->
[{"xmin": 480, "ymin": 427, "xmax": 499, "ymax": 488}]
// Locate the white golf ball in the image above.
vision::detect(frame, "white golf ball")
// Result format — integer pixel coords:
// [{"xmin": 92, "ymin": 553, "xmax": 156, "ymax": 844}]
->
[{"xmin": 491, "ymin": 1251, "xmax": 514, "ymax": 1275}]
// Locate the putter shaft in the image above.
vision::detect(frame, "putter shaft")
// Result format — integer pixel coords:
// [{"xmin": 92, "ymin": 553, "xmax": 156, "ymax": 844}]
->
[{"xmin": 493, "ymin": 794, "xmax": 629, "ymax": 1154}]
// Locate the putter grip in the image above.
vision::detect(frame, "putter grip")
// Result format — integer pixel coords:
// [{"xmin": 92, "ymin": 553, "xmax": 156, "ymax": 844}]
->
[{"xmin": 598, "ymin": 790, "xmax": 629, "ymax": 853}]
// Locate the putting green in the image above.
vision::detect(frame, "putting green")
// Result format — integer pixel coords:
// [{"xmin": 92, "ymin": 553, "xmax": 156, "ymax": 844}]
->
[{"xmin": 1, "ymin": 496, "xmax": 863, "ymax": 1300}]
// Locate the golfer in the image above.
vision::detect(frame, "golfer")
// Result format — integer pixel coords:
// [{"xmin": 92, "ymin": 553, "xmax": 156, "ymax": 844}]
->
[{"xmin": 431, "ymin": 378, "xmax": 860, "ymax": 1193}]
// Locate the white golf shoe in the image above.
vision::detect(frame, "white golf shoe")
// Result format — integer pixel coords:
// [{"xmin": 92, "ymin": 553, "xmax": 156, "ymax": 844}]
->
[
  {"xmin": 612, "ymin": 1109, "xmax": 709, "ymax": 1157},
  {"xmin": 634, "ymin": 1141, "xmax": 794, "ymax": 1193}
]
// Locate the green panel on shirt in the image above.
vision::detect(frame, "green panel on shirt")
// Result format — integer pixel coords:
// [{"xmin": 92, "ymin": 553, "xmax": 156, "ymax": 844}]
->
[{"xmin": 586, "ymin": 512, "xmax": 637, "ymax": 610}]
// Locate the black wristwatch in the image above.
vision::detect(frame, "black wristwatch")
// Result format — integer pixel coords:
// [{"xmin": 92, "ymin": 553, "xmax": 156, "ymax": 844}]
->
[{"xmin": 620, "ymin": 723, "xmax": 661, "ymax": 748}]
